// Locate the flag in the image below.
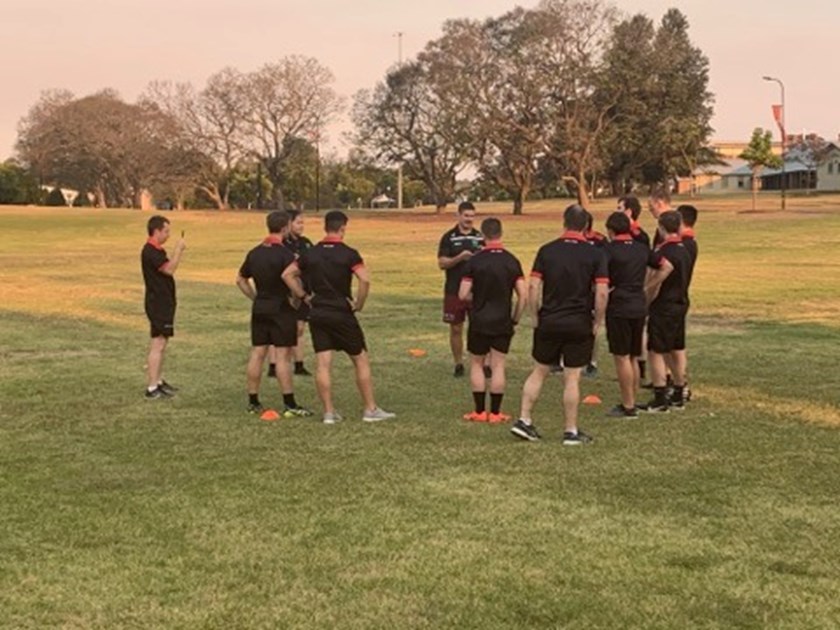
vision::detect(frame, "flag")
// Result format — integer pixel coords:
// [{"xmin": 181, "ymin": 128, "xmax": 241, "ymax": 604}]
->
[{"xmin": 772, "ymin": 104, "xmax": 785, "ymax": 137}]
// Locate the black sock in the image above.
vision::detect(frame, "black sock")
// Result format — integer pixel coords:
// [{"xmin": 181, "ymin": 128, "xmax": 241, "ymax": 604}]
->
[
  {"xmin": 249, "ymin": 393, "xmax": 260, "ymax": 406},
  {"xmin": 490, "ymin": 393, "xmax": 503, "ymax": 414},
  {"xmin": 638, "ymin": 360, "xmax": 646, "ymax": 380},
  {"xmin": 283, "ymin": 393, "xmax": 297, "ymax": 408},
  {"xmin": 472, "ymin": 391, "xmax": 486, "ymax": 414},
  {"xmin": 654, "ymin": 386, "xmax": 668, "ymax": 406},
  {"xmin": 294, "ymin": 361, "xmax": 304, "ymax": 370}
]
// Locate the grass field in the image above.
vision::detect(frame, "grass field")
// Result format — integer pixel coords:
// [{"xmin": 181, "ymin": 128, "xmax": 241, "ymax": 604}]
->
[{"xmin": 1, "ymin": 196, "xmax": 839, "ymax": 628}]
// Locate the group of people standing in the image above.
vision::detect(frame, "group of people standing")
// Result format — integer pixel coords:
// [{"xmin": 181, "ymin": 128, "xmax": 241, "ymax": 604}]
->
[{"xmin": 140, "ymin": 188, "xmax": 696, "ymax": 445}]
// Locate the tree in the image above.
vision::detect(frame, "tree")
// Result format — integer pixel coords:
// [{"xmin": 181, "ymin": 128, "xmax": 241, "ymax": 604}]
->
[
  {"xmin": 0, "ymin": 160, "xmax": 41, "ymax": 204},
  {"xmin": 739, "ymin": 128, "xmax": 782, "ymax": 211}
]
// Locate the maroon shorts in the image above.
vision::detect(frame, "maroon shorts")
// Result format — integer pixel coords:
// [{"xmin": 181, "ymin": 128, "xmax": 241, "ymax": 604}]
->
[{"xmin": 443, "ymin": 294, "xmax": 470, "ymax": 325}]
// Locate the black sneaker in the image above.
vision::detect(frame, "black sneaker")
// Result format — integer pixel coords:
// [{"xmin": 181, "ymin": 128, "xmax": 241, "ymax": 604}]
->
[
  {"xmin": 583, "ymin": 363, "xmax": 598, "ymax": 378},
  {"xmin": 247, "ymin": 402, "xmax": 265, "ymax": 414},
  {"xmin": 550, "ymin": 363, "xmax": 564, "ymax": 375},
  {"xmin": 483, "ymin": 365, "xmax": 492, "ymax": 379},
  {"xmin": 511, "ymin": 419, "xmax": 541, "ymax": 441},
  {"xmin": 158, "ymin": 380, "xmax": 178, "ymax": 396},
  {"xmin": 267, "ymin": 364, "xmax": 276, "ymax": 378},
  {"xmin": 683, "ymin": 384, "xmax": 692, "ymax": 403},
  {"xmin": 639, "ymin": 400, "xmax": 670, "ymax": 414},
  {"xmin": 669, "ymin": 394, "xmax": 685, "ymax": 411},
  {"xmin": 144, "ymin": 386, "xmax": 171, "ymax": 400},
  {"xmin": 606, "ymin": 404, "xmax": 639, "ymax": 419},
  {"xmin": 453, "ymin": 364, "xmax": 465, "ymax": 378},
  {"xmin": 563, "ymin": 430, "xmax": 593, "ymax": 445},
  {"xmin": 294, "ymin": 365, "xmax": 312, "ymax": 376}
]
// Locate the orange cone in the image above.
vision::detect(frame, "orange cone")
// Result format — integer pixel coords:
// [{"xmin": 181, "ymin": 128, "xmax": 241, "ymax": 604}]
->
[
  {"xmin": 582, "ymin": 394, "xmax": 602, "ymax": 405},
  {"xmin": 260, "ymin": 409, "xmax": 281, "ymax": 421},
  {"xmin": 408, "ymin": 348, "xmax": 427, "ymax": 357}
]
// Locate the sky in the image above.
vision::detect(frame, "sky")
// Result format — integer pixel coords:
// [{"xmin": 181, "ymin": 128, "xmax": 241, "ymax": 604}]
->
[{"xmin": 1, "ymin": 0, "xmax": 836, "ymax": 160}]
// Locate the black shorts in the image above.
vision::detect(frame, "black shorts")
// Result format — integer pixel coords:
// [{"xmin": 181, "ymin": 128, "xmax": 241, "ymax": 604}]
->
[
  {"xmin": 251, "ymin": 311, "xmax": 297, "ymax": 347},
  {"xmin": 309, "ymin": 311, "xmax": 367, "ymax": 356},
  {"xmin": 607, "ymin": 315, "xmax": 645, "ymax": 357},
  {"xmin": 147, "ymin": 306, "xmax": 175, "ymax": 338},
  {"xmin": 531, "ymin": 327, "xmax": 593, "ymax": 368},
  {"xmin": 647, "ymin": 310, "xmax": 687, "ymax": 353},
  {"xmin": 295, "ymin": 302, "xmax": 311, "ymax": 322},
  {"xmin": 467, "ymin": 327, "xmax": 513, "ymax": 355}
]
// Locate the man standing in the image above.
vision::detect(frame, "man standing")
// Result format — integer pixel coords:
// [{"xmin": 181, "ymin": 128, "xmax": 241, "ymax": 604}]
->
[
  {"xmin": 642, "ymin": 211, "xmax": 693, "ymax": 412},
  {"xmin": 648, "ymin": 186, "xmax": 673, "ymax": 248},
  {"xmin": 236, "ymin": 211, "xmax": 313, "ymax": 417},
  {"xmin": 284, "ymin": 209, "xmax": 314, "ymax": 377},
  {"xmin": 438, "ymin": 201, "xmax": 484, "ymax": 377},
  {"xmin": 283, "ymin": 211, "xmax": 395, "ymax": 424},
  {"xmin": 603, "ymin": 212, "xmax": 672, "ymax": 418},
  {"xmin": 618, "ymin": 195, "xmax": 651, "ymax": 248},
  {"xmin": 511, "ymin": 205, "xmax": 609, "ymax": 445},
  {"xmin": 676, "ymin": 204, "xmax": 699, "ymax": 403},
  {"xmin": 457, "ymin": 218, "xmax": 527, "ymax": 423},
  {"xmin": 141, "ymin": 215, "xmax": 186, "ymax": 399}
]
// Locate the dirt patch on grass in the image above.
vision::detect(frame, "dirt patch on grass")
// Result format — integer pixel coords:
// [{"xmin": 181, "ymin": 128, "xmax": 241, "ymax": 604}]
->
[{"xmin": 703, "ymin": 385, "xmax": 840, "ymax": 428}]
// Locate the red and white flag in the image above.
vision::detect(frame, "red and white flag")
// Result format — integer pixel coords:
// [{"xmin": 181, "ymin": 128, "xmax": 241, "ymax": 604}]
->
[{"xmin": 772, "ymin": 104, "xmax": 785, "ymax": 137}]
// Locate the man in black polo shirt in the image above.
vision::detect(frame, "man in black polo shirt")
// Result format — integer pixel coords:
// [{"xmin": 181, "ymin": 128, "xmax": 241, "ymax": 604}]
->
[
  {"xmin": 457, "ymin": 218, "xmax": 526, "ymax": 423},
  {"xmin": 141, "ymin": 215, "xmax": 185, "ymax": 399},
  {"xmin": 283, "ymin": 210, "xmax": 395, "ymax": 424},
  {"xmin": 617, "ymin": 195, "xmax": 651, "ymax": 248},
  {"xmin": 642, "ymin": 210, "xmax": 693, "ymax": 412},
  {"xmin": 603, "ymin": 212, "xmax": 673, "ymax": 418},
  {"xmin": 676, "ymin": 204, "xmax": 699, "ymax": 403},
  {"xmin": 511, "ymin": 205, "xmax": 609, "ymax": 445},
  {"xmin": 278, "ymin": 209, "xmax": 314, "ymax": 377},
  {"xmin": 236, "ymin": 211, "xmax": 313, "ymax": 417},
  {"xmin": 438, "ymin": 201, "xmax": 484, "ymax": 377}
]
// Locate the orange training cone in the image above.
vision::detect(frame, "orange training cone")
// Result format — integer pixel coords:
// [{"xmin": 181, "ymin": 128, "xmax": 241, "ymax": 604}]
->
[
  {"xmin": 260, "ymin": 409, "xmax": 281, "ymax": 421},
  {"xmin": 582, "ymin": 394, "xmax": 602, "ymax": 405}
]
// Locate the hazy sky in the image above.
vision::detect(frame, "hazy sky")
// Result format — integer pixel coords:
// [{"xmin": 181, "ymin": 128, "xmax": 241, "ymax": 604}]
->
[{"xmin": 1, "ymin": 0, "xmax": 835, "ymax": 160}]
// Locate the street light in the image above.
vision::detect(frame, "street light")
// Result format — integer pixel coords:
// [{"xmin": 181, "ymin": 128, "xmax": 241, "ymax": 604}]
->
[
  {"xmin": 763, "ymin": 75, "xmax": 786, "ymax": 210},
  {"xmin": 394, "ymin": 31, "xmax": 404, "ymax": 210}
]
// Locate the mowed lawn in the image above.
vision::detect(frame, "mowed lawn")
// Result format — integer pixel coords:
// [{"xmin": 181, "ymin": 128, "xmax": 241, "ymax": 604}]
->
[{"xmin": 1, "ymin": 197, "xmax": 839, "ymax": 629}]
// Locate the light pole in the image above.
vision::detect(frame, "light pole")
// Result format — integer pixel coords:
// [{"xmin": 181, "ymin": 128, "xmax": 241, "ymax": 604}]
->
[
  {"xmin": 394, "ymin": 31, "xmax": 404, "ymax": 210},
  {"xmin": 763, "ymin": 75, "xmax": 786, "ymax": 210}
]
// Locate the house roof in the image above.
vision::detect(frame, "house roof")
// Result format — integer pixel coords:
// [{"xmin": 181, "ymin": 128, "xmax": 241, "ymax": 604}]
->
[{"xmin": 723, "ymin": 159, "xmax": 812, "ymax": 177}]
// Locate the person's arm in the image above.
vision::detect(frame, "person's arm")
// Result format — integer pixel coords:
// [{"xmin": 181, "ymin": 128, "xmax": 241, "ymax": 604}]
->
[
  {"xmin": 645, "ymin": 258, "xmax": 673, "ymax": 306},
  {"xmin": 351, "ymin": 264, "xmax": 370, "ymax": 312},
  {"xmin": 282, "ymin": 261, "xmax": 308, "ymax": 302},
  {"xmin": 528, "ymin": 276, "xmax": 542, "ymax": 327},
  {"xmin": 593, "ymin": 283, "xmax": 608, "ymax": 336},
  {"xmin": 438, "ymin": 250, "xmax": 473, "ymax": 270},
  {"xmin": 512, "ymin": 277, "xmax": 527, "ymax": 325},
  {"xmin": 458, "ymin": 277, "xmax": 473, "ymax": 303},
  {"xmin": 236, "ymin": 274, "xmax": 256, "ymax": 301},
  {"xmin": 159, "ymin": 239, "xmax": 186, "ymax": 276}
]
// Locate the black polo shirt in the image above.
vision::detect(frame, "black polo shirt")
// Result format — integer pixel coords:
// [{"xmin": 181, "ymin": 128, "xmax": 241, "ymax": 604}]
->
[
  {"xmin": 630, "ymin": 220, "xmax": 651, "ymax": 249},
  {"xmin": 681, "ymin": 228, "xmax": 698, "ymax": 286},
  {"xmin": 605, "ymin": 235, "xmax": 665, "ymax": 318},
  {"xmin": 239, "ymin": 235, "xmax": 296, "ymax": 315},
  {"xmin": 298, "ymin": 237, "xmax": 364, "ymax": 314},
  {"xmin": 531, "ymin": 231, "xmax": 609, "ymax": 333},
  {"xmin": 285, "ymin": 234, "xmax": 313, "ymax": 258},
  {"xmin": 141, "ymin": 239, "xmax": 175, "ymax": 311},
  {"xmin": 438, "ymin": 226, "xmax": 484, "ymax": 296},
  {"xmin": 649, "ymin": 236, "xmax": 693, "ymax": 314},
  {"xmin": 461, "ymin": 242, "xmax": 524, "ymax": 335}
]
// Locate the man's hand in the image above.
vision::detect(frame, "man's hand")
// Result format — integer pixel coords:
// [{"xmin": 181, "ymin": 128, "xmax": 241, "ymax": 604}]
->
[
  {"xmin": 174, "ymin": 238, "xmax": 186, "ymax": 253},
  {"xmin": 459, "ymin": 250, "xmax": 474, "ymax": 262}
]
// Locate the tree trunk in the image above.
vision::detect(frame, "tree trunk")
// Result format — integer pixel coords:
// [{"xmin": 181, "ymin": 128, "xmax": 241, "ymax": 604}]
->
[
  {"xmin": 576, "ymin": 167, "xmax": 591, "ymax": 208},
  {"xmin": 751, "ymin": 169, "xmax": 758, "ymax": 212},
  {"xmin": 511, "ymin": 184, "xmax": 528, "ymax": 216}
]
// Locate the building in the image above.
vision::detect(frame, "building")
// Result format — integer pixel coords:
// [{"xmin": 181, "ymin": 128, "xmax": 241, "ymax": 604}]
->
[{"xmin": 815, "ymin": 142, "xmax": 840, "ymax": 192}]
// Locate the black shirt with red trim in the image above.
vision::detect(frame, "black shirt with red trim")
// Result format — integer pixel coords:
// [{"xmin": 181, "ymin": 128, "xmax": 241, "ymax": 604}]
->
[
  {"xmin": 681, "ymin": 228, "xmax": 698, "ymax": 285},
  {"xmin": 239, "ymin": 235, "xmax": 297, "ymax": 315},
  {"xmin": 285, "ymin": 234, "xmax": 314, "ymax": 258},
  {"xmin": 531, "ymin": 231, "xmax": 609, "ymax": 332},
  {"xmin": 586, "ymin": 230, "xmax": 608, "ymax": 249},
  {"xmin": 141, "ymin": 239, "xmax": 175, "ymax": 310},
  {"xmin": 605, "ymin": 235, "xmax": 665, "ymax": 318},
  {"xmin": 437, "ymin": 226, "xmax": 484, "ymax": 295},
  {"xmin": 630, "ymin": 221, "xmax": 651, "ymax": 249},
  {"xmin": 461, "ymin": 242, "xmax": 525, "ymax": 335},
  {"xmin": 650, "ymin": 236, "xmax": 693, "ymax": 313},
  {"xmin": 298, "ymin": 237, "xmax": 364, "ymax": 314}
]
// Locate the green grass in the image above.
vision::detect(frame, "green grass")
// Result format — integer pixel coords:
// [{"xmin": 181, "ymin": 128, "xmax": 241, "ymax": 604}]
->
[{"xmin": 1, "ymin": 200, "xmax": 839, "ymax": 628}]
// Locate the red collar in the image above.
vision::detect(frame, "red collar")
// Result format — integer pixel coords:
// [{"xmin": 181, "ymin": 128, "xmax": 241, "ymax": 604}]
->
[
  {"xmin": 586, "ymin": 230, "xmax": 606, "ymax": 241},
  {"xmin": 321, "ymin": 235, "xmax": 343, "ymax": 244},
  {"xmin": 681, "ymin": 228, "xmax": 696, "ymax": 239},
  {"xmin": 146, "ymin": 238, "xmax": 164, "ymax": 251},
  {"xmin": 630, "ymin": 220, "xmax": 642, "ymax": 234},
  {"xmin": 612, "ymin": 234, "xmax": 633, "ymax": 242},
  {"xmin": 483, "ymin": 240, "xmax": 504, "ymax": 250},
  {"xmin": 560, "ymin": 231, "xmax": 587, "ymax": 242},
  {"xmin": 263, "ymin": 234, "xmax": 283, "ymax": 245},
  {"xmin": 656, "ymin": 235, "xmax": 682, "ymax": 249}
]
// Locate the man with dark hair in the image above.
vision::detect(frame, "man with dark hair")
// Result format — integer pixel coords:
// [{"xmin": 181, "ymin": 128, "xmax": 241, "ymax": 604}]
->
[
  {"xmin": 283, "ymin": 210, "xmax": 395, "ymax": 424},
  {"xmin": 438, "ymin": 201, "xmax": 484, "ymax": 377},
  {"xmin": 280, "ymin": 209, "xmax": 314, "ymax": 377},
  {"xmin": 584, "ymin": 210, "xmax": 607, "ymax": 249},
  {"xmin": 618, "ymin": 195, "xmax": 650, "ymax": 248},
  {"xmin": 511, "ymin": 204, "xmax": 609, "ymax": 445},
  {"xmin": 603, "ymin": 212, "xmax": 673, "ymax": 417},
  {"xmin": 676, "ymin": 204, "xmax": 699, "ymax": 403},
  {"xmin": 457, "ymin": 217, "xmax": 527, "ymax": 423},
  {"xmin": 642, "ymin": 210, "xmax": 692, "ymax": 412},
  {"xmin": 141, "ymin": 215, "xmax": 185, "ymax": 399},
  {"xmin": 236, "ymin": 211, "xmax": 313, "ymax": 417},
  {"xmin": 648, "ymin": 186, "xmax": 673, "ymax": 249}
]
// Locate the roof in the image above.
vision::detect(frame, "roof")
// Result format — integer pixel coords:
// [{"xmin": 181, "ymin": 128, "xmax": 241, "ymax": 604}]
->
[{"xmin": 723, "ymin": 159, "xmax": 813, "ymax": 177}]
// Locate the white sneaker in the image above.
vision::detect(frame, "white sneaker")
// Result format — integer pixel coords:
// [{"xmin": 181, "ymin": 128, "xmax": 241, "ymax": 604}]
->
[
  {"xmin": 362, "ymin": 407, "xmax": 396, "ymax": 422},
  {"xmin": 323, "ymin": 411, "xmax": 343, "ymax": 424}
]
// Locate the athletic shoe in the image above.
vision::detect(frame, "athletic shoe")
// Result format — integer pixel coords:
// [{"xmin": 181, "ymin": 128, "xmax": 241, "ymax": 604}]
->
[
  {"xmin": 323, "ymin": 411, "xmax": 343, "ymax": 424},
  {"xmin": 487, "ymin": 412, "xmax": 511, "ymax": 424},
  {"xmin": 606, "ymin": 404, "xmax": 639, "ymax": 419},
  {"xmin": 267, "ymin": 363, "xmax": 276, "ymax": 378},
  {"xmin": 511, "ymin": 419, "xmax": 541, "ymax": 441},
  {"xmin": 683, "ymin": 384, "xmax": 692, "ymax": 402},
  {"xmin": 463, "ymin": 411, "xmax": 488, "ymax": 422},
  {"xmin": 362, "ymin": 407, "xmax": 396, "ymax": 422},
  {"xmin": 144, "ymin": 386, "xmax": 171, "ymax": 400},
  {"xmin": 247, "ymin": 402, "xmax": 265, "ymax": 414},
  {"xmin": 283, "ymin": 405, "xmax": 314, "ymax": 418},
  {"xmin": 158, "ymin": 380, "xmax": 178, "ymax": 395},
  {"xmin": 668, "ymin": 394, "xmax": 685, "ymax": 411},
  {"xmin": 639, "ymin": 400, "xmax": 670, "ymax": 414},
  {"xmin": 294, "ymin": 365, "xmax": 312, "ymax": 376},
  {"xmin": 563, "ymin": 430, "xmax": 594, "ymax": 445},
  {"xmin": 550, "ymin": 364, "xmax": 564, "ymax": 375},
  {"xmin": 483, "ymin": 365, "xmax": 492, "ymax": 379},
  {"xmin": 583, "ymin": 363, "xmax": 599, "ymax": 378},
  {"xmin": 453, "ymin": 364, "xmax": 465, "ymax": 378}
]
